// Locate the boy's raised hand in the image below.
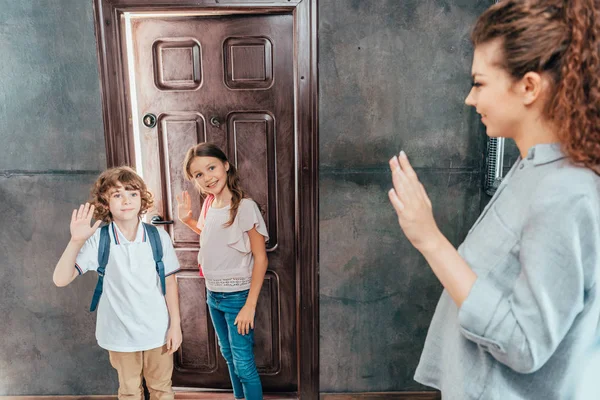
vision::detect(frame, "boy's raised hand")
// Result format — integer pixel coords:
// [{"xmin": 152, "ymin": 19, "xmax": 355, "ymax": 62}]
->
[
  {"xmin": 176, "ymin": 191, "xmax": 193, "ymax": 223},
  {"xmin": 70, "ymin": 203, "xmax": 102, "ymax": 243}
]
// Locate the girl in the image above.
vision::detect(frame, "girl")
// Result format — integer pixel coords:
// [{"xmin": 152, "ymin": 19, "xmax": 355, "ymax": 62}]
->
[
  {"xmin": 388, "ymin": 1, "xmax": 600, "ymax": 399},
  {"xmin": 177, "ymin": 143, "xmax": 268, "ymax": 400}
]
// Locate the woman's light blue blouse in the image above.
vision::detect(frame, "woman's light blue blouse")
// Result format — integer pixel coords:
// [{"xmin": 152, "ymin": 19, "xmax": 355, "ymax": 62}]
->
[{"xmin": 415, "ymin": 143, "xmax": 600, "ymax": 400}]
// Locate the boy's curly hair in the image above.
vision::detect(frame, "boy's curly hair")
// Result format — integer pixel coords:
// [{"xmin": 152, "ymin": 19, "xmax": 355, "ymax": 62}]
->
[{"xmin": 90, "ymin": 166, "xmax": 154, "ymax": 222}]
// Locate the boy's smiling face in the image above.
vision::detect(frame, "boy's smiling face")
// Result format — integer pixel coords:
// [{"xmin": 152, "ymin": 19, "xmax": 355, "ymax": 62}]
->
[{"xmin": 107, "ymin": 181, "xmax": 142, "ymax": 222}]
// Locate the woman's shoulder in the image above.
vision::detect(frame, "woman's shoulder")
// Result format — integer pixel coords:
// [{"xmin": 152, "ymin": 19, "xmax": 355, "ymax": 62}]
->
[
  {"xmin": 533, "ymin": 161, "xmax": 600, "ymax": 202},
  {"xmin": 519, "ymin": 163, "xmax": 600, "ymax": 224}
]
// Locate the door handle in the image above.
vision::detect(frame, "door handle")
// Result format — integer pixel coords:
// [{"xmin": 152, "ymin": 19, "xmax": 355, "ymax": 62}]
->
[
  {"xmin": 151, "ymin": 215, "xmax": 174, "ymax": 225},
  {"xmin": 210, "ymin": 116, "xmax": 222, "ymax": 128}
]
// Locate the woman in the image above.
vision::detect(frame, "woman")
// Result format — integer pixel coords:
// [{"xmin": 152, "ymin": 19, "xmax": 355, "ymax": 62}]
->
[{"xmin": 388, "ymin": 1, "xmax": 600, "ymax": 399}]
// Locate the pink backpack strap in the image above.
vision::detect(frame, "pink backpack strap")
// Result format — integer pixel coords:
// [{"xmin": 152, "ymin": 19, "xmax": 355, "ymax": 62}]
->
[
  {"xmin": 203, "ymin": 194, "xmax": 214, "ymax": 218},
  {"xmin": 198, "ymin": 195, "xmax": 214, "ymax": 278},
  {"xmin": 198, "ymin": 194, "xmax": 215, "ymax": 229}
]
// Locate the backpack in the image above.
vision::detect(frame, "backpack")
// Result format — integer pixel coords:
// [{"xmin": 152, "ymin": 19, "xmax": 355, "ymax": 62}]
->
[{"xmin": 89, "ymin": 222, "xmax": 166, "ymax": 312}]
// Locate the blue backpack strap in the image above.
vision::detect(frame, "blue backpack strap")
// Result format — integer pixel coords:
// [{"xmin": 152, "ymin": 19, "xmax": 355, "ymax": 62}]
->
[
  {"xmin": 90, "ymin": 225, "xmax": 110, "ymax": 312},
  {"xmin": 144, "ymin": 222, "xmax": 166, "ymax": 296}
]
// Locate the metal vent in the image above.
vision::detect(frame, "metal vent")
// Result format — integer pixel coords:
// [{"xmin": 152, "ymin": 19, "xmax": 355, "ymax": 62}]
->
[{"xmin": 485, "ymin": 137, "xmax": 505, "ymax": 195}]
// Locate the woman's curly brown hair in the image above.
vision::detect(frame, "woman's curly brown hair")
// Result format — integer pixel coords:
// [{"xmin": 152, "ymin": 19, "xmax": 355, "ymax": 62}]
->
[
  {"xmin": 90, "ymin": 166, "xmax": 154, "ymax": 223},
  {"xmin": 472, "ymin": 0, "xmax": 600, "ymax": 174}
]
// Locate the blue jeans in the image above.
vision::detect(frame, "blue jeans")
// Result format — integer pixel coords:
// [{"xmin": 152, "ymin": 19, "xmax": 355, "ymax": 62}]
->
[{"xmin": 207, "ymin": 289, "xmax": 263, "ymax": 400}]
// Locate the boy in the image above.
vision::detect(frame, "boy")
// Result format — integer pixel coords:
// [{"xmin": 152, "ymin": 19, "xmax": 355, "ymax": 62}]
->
[{"xmin": 53, "ymin": 166, "xmax": 182, "ymax": 399}]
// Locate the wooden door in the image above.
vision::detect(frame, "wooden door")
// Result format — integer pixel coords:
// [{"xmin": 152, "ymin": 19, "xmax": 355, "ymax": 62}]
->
[{"xmin": 126, "ymin": 13, "xmax": 296, "ymax": 391}]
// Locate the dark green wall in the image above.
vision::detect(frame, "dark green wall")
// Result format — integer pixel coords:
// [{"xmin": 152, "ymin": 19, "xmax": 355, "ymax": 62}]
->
[
  {"xmin": 318, "ymin": 0, "xmax": 494, "ymax": 392},
  {"xmin": 0, "ymin": 0, "xmax": 113, "ymax": 394}
]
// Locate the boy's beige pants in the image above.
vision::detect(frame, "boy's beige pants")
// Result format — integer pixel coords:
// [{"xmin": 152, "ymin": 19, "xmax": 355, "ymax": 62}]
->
[{"xmin": 108, "ymin": 345, "xmax": 174, "ymax": 400}]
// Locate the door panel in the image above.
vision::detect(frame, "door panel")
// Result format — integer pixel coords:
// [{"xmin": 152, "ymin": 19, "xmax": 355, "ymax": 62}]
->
[
  {"xmin": 159, "ymin": 112, "xmax": 206, "ymax": 246},
  {"xmin": 177, "ymin": 276, "xmax": 218, "ymax": 373},
  {"xmin": 227, "ymin": 112, "xmax": 278, "ymax": 249},
  {"xmin": 127, "ymin": 13, "xmax": 296, "ymax": 391}
]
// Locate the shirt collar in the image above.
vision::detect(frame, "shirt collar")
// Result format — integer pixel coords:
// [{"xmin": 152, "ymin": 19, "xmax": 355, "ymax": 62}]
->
[
  {"xmin": 526, "ymin": 143, "xmax": 566, "ymax": 166},
  {"xmin": 111, "ymin": 220, "xmax": 146, "ymax": 244}
]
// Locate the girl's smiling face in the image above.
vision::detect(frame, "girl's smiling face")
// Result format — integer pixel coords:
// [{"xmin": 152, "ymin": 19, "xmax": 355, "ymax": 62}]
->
[{"xmin": 189, "ymin": 156, "xmax": 230, "ymax": 196}]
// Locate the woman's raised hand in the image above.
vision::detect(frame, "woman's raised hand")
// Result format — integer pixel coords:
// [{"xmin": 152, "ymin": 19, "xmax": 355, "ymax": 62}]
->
[{"xmin": 388, "ymin": 151, "xmax": 442, "ymax": 253}]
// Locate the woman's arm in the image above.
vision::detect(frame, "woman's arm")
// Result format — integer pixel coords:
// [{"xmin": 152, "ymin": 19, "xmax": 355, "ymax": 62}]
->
[
  {"xmin": 419, "ymin": 232, "xmax": 477, "ymax": 307},
  {"xmin": 388, "ymin": 151, "xmax": 595, "ymax": 373},
  {"xmin": 388, "ymin": 152, "xmax": 476, "ymax": 306},
  {"xmin": 457, "ymin": 192, "xmax": 592, "ymax": 373}
]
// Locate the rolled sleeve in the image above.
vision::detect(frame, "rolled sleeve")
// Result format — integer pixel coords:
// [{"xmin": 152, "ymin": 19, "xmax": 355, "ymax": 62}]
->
[
  {"xmin": 459, "ymin": 278, "xmax": 506, "ymax": 353},
  {"xmin": 459, "ymin": 193, "xmax": 592, "ymax": 373},
  {"xmin": 74, "ymin": 229, "xmax": 100, "ymax": 275}
]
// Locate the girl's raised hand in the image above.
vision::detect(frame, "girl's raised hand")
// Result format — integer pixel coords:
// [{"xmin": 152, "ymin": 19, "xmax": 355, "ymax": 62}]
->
[
  {"xmin": 388, "ymin": 151, "xmax": 442, "ymax": 253},
  {"xmin": 70, "ymin": 203, "xmax": 102, "ymax": 243},
  {"xmin": 176, "ymin": 191, "xmax": 193, "ymax": 223}
]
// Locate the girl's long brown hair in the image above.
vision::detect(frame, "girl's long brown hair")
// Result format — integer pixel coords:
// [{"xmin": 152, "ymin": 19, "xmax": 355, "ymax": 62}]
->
[
  {"xmin": 472, "ymin": 0, "xmax": 600, "ymax": 174},
  {"xmin": 183, "ymin": 143, "xmax": 247, "ymax": 227}
]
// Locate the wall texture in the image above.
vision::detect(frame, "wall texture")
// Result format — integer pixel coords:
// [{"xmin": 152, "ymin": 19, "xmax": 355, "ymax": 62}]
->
[
  {"xmin": 0, "ymin": 0, "xmax": 515, "ymax": 395},
  {"xmin": 318, "ymin": 0, "xmax": 495, "ymax": 392},
  {"xmin": 0, "ymin": 0, "xmax": 114, "ymax": 394}
]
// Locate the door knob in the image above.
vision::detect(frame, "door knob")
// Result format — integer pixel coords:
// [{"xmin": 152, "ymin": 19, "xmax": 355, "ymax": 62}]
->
[
  {"xmin": 143, "ymin": 113, "xmax": 157, "ymax": 128},
  {"xmin": 210, "ymin": 116, "xmax": 221, "ymax": 128}
]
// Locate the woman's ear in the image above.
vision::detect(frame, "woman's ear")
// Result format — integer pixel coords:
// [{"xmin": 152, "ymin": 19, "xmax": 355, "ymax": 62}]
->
[
  {"xmin": 520, "ymin": 71, "xmax": 544, "ymax": 106},
  {"xmin": 225, "ymin": 161, "xmax": 230, "ymax": 172}
]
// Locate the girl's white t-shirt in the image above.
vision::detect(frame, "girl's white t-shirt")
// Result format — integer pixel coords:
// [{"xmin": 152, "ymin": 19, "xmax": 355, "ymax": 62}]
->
[
  {"xmin": 75, "ymin": 222, "xmax": 180, "ymax": 352},
  {"xmin": 197, "ymin": 198, "xmax": 269, "ymax": 292}
]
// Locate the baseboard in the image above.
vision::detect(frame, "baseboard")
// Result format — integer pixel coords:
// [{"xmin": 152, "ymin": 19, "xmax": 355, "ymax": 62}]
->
[
  {"xmin": 0, "ymin": 394, "xmax": 297, "ymax": 400},
  {"xmin": 0, "ymin": 397, "xmax": 112, "ymax": 400},
  {"xmin": 320, "ymin": 392, "xmax": 441, "ymax": 400},
  {"xmin": 1, "ymin": 392, "xmax": 439, "ymax": 400},
  {"xmin": 0, "ymin": 398, "xmax": 114, "ymax": 400}
]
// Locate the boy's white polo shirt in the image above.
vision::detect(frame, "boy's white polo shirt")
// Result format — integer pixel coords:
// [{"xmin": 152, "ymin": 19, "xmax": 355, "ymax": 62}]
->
[{"xmin": 75, "ymin": 221, "xmax": 180, "ymax": 352}]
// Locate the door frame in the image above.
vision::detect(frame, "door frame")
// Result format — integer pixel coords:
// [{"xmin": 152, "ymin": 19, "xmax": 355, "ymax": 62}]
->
[{"xmin": 92, "ymin": 1, "xmax": 319, "ymax": 399}]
